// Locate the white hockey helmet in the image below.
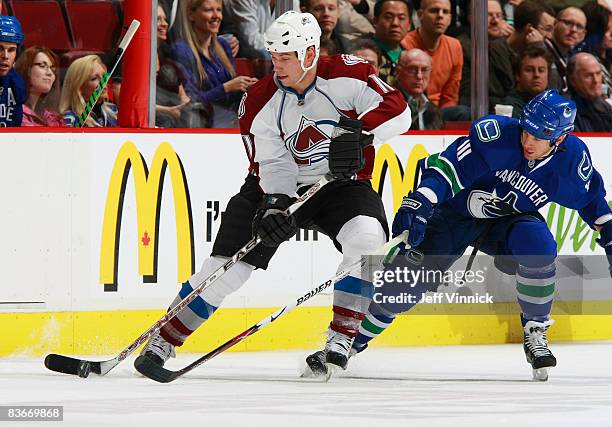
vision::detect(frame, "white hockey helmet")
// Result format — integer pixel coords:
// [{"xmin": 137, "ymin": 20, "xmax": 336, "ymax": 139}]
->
[{"xmin": 264, "ymin": 11, "xmax": 322, "ymax": 72}]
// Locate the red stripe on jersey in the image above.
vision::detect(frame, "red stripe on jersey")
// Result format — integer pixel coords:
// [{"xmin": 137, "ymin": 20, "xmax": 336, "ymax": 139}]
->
[
  {"xmin": 318, "ymin": 55, "xmax": 407, "ymax": 132},
  {"xmin": 321, "ymin": 55, "xmax": 408, "ymax": 180},
  {"xmin": 316, "ymin": 54, "xmax": 373, "ymax": 82},
  {"xmin": 238, "ymin": 76, "xmax": 278, "ymax": 174},
  {"xmin": 361, "ymin": 75, "xmax": 407, "ymax": 131}
]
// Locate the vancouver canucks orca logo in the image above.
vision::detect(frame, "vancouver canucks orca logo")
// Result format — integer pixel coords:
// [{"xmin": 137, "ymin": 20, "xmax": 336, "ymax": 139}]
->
[
  {"xmin": 578, "ymin": 150, "xmax": 592, "ymax": 181},
  {"xmin": 467, "ymin": 189, "xmax": 520, "ymax": 218},
  {"xmin": 286, "ymin": 116, "xmax": 331, "ymax": 165}
]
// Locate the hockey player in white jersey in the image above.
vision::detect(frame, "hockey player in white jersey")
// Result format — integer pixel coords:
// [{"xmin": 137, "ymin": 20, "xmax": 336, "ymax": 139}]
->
[{"xmin": 135, "ymin": 11, "xmax": 412, "ymax": 379}]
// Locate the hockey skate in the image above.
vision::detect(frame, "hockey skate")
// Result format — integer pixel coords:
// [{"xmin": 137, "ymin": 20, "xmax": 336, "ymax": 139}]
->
[
  {"xmin": 301, "ymin": 330, "xmax": 355, "ymax": 381},
  {"xmin": 136, "ymin": 333, "xmax": 176, "ymax": 368},
  {"xmin": 523, "ymin": 319, "xmax": 556, "ymax": 381}
]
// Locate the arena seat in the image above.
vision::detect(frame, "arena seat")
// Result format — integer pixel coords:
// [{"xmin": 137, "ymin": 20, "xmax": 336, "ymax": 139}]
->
[
  {"xmin": 10, "ymin": 0, "xmax": 73, "ymax": 51},
  {"xmin": 64, "ymin": 0, "xmax": 120, "ymax": 51},
  {"xmin": 252, "ymin": 59, "xmax": 273, "ymax": 78},
  {"xmin": 233, "ymin": 58, "xmax": 255, "ymax": 77}
]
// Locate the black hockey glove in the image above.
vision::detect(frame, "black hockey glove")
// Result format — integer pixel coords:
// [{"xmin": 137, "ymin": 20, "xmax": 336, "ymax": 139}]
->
[
  {"xmin": 252, "ymin": 194, "xmax": 298, "ymax": 247},
  {"xmin": 596, "ymin": 221, "xmax": 612, "ymax": 278},
  {"xmin": 392, "ymin": 191, "xmax": 434, "ymax": 248},
  {"xmin": 328, "ymin": 116, "xmax": 372, "ymax": 179}
]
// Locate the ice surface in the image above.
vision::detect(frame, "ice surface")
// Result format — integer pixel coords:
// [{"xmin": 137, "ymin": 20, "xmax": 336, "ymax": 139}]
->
[{"xmin": 1, "ymin": 343, "xmax": 612, "ymax": 426}]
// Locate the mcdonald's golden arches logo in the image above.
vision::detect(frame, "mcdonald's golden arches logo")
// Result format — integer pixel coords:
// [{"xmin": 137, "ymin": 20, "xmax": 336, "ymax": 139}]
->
[
  {"xmin": 100, "ymin": 142, "xmax": 194, "ymax": 290},
  {"xmin": 371, "ymin": 143, "xmax": 429, "ymax": 211}
]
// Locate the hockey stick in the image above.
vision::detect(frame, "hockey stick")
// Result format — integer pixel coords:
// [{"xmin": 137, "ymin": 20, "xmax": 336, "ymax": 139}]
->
[
  {"xmin": 76, "ymin": 19, "xmax": 140, "ymax": 127},
  {"xmin": 44, "ymin": 174, "xmax": 333, "ymax": 378},
  {"xmin": 134, "ymin": 231, "xmax": 410, "ymax": 383}
]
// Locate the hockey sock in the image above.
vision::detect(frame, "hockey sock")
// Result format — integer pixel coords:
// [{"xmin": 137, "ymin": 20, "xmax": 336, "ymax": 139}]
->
[
  {"xmin": 353, "ymin": 304, "xmax": 396, "ymax": 351},
  {"xmin": 159, "ymin": 257, "xmax": 253, "ymax": 346},
  {"xmin": 331, "ymin": 276, "xmax": 373, "ymax": 336},
  {"xmin": 516, "ymin": 263, "xmax": 555, "ymax": 326},
  {"xmin": 160, "ymin": 281, "xmax": 218, "ymax": 347}
]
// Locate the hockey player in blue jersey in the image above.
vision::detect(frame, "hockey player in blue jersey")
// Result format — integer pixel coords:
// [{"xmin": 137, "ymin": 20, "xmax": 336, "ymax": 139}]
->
[
  {"xmin": 351, "ymin": 89, "xmax": 612, "ymax": 381},
  {"xmin": 0, "ymin": 15, "xmax": 26, "ymax": 127}
]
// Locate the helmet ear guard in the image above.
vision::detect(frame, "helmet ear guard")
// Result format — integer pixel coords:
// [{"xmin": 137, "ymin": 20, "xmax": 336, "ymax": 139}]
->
[
  {"xmin": 264, "ymin": 11, "xmax": 322, "ymax": 73},
  {"xmin": 519, "ymin": 89, "xmax": 576, "ymax": 143}
]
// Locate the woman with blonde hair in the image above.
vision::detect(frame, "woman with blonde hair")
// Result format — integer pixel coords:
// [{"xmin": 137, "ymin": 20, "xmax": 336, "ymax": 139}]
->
[
  {"xmin": 15, "ymin": 46, "xmax": 63, "ymax": 126},
  {"xmin": 60, "ymin": 55, "xmax": 118, "ymax": 127},
  {"xmin": 173, "ymin": 0, "xmax": 256, "ymax": 127}
]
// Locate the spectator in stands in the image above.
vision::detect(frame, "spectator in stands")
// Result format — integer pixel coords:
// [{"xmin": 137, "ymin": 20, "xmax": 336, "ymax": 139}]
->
[
  {"xmin": 156, "ymin": 5, "xmax": 211, "ymax": 128},
  {"xmin": 223, "ymin": 0, "xmax": 274, "ymax": 59},
  {"xmin": 401, "ymin": 0, "xmax": 463, "ymax": 109},
  {"xmin": 395, "ymin": 49, "xmax": 444, "ymax": 130},
  {"xmin": 319, "ymin": 36, "xmax": 338, "ymax": 56},
  {"xmin": 372, "ymin": 0, "xmax": 412, "ymax": 86},
  {"xmin": 307, "ymin": 0, "xmax": 348, "ymax": 53},
  {"xmin": 580, "ymin": 0, "xmax": 612, "ymax": 98},
  {"xmin": 567, "ymin": 52, "xmax": 612, "ymax": 131},
  {"xmin": 581, "ymin": 1, "xmax": 612, "ymax": 65},
  {"xmin": 545, "ymin": 6, "xmax": 587, "ymax": 92},
  {"xmin": 336, "ymin": 0, "xmax": 377, "ymax": 41},
  {"xmin": 159, "ymin": 0, "xmax": 182, "ymax": 42},
  {"xmin": 60, "ymin": 55, "xmax": 118, "ymax": 127},
  {"xmin": 506, "ymin": 1, "xmax": 555, "ymax": 54},
  {"xmin": 15, "ymin": 46, "xmax": 63, "ymax": 127},
  {"xmin": 487, "ymin": 0, "xmax": 515, "ymax": 40},
  {"xmin": 458, "ymin": 0, "xmax": 515, "ymax": 111},
  {"xmin": 350, "ymin": 38, "xmax": 381, "ymax": 74},
  {"xmin": 174, "ymin": 0, "xmax": 257, "ymax": 128},
  {"xmin": 501, "ymin": 43, "xmax": 552, "ymax": 118},
  {"xmin": 606, "ymin": 9, "xmax": 612, "ymax": 71},
  {"xmin": 0, "ymin": 15, "xmax": 26, "ymax": 127}
]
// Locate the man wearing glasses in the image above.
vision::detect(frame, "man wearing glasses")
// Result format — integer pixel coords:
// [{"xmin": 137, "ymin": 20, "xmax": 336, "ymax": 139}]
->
[
  {"xmin": 395, "ymin": 48, "xmax": 443, "ymax": 130},
  {"xmin": 545, "ymin": 7, "xmax": 587, "ymax": 93},
  {"xmin": 0, "ymin": 15, "xmax": 25, "ymax": 127}
]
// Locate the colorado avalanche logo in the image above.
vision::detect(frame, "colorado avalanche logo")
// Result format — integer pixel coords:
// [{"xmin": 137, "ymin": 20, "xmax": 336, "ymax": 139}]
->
[
  {"xmin": 285, "ymin": 116, "xmax": 331, "ymax": 165},
  {"xmin": 467, "ymin": 190, "xmax": 520, "ymax": 218}
]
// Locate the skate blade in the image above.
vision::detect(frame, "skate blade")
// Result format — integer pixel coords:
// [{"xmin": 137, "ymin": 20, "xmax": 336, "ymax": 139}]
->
[
  {"xmin": 299, "ymin": 366, "xmax": 332, "ymax": 382},
  {"xmin": 298, "ymin": 360, "xmax": 332, "ymax": 382},
  {"xmin": 532, "ymin": 367, "xmax": 550, "ymax": 381}
]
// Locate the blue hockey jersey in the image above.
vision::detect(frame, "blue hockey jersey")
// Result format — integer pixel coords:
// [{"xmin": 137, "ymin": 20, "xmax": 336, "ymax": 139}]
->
[
  {"xmin": 0, "ymin": 68, "xmax": 26, "ymax": 127},
  {"xmin": 419, "ymin": 115, "xmax": 611, "ymax": 228}
]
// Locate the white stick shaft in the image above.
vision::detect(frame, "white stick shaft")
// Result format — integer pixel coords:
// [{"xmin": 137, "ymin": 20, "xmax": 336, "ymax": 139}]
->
[
  {"xmin": 255, "ymin": 231, "xmax": 409, "ymax": 329},
  {"xmin": 118, "ymin": 19, "xmax": 140, "ymax": 51}
]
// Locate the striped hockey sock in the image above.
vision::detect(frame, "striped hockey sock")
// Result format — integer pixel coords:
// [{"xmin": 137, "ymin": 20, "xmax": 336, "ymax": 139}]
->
[
  {"xmin": 352, "ymin": 303, "xmax": 396, "ymax": 351},
  {"xmin": 331, "ymin": 276, "xmax": 373, "ymax": 336},
  {"xmin": 516, "ymin": 263, "xmax": 555, "ymax": 324},
  {"xmin": 160, "ymin": 281, "xmax": 218, "ymax": 347}
]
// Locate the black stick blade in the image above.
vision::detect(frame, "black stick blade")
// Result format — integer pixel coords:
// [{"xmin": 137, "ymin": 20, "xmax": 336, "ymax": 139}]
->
[
  {"xmin": 134, "ymin": 355, "xmax": 177, "ymax": 383},
  {"xmin": 44, "ymin": 354, "xmax": 101, "ymax": 376}
]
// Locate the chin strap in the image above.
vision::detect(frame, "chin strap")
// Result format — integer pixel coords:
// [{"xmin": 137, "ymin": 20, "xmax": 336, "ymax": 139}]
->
[{"xmin": 295, "ymin": 69, "xmax": 309, "ymax": 85}]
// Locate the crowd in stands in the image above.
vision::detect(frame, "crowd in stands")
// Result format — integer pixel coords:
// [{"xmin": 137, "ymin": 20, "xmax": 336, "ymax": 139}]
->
[{"xmin": 1, "ymin": 0, "xmax": 612, "ymax": 130}]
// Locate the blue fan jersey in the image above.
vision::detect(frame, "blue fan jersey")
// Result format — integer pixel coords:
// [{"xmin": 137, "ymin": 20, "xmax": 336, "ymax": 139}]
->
[
  {"xmin": 419, "ymin": 115, "xmax": 611, "ymax": 227},
  {"xmin": 0, "ymin": 68, "xmax": 26, "ymax": 127}
]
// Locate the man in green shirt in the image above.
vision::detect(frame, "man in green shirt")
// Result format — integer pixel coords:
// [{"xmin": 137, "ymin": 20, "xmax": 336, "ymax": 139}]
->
[{"xmin": 370, "ymin": 0, "xmax": 411, "ymax": 86}]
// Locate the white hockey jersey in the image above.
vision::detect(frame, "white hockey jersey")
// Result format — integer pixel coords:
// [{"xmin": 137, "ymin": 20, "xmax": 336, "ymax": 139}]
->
[{"xmin": 238, "ymin": 54, "xmax": 412, "ymax": 195}]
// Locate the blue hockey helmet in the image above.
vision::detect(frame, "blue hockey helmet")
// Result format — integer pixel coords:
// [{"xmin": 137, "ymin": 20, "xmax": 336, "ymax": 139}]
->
[
  {"xmin": 519, "ymin": 89, "xmax": 576, "ymax": 142},
  {"xmin": 0, "ymin": 15, "xmax": 25, "ymax": 44}
]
